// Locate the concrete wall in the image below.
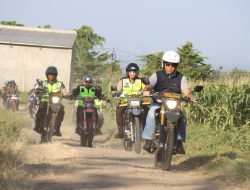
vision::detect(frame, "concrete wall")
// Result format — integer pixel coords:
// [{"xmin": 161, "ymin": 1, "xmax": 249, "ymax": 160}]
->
[{"xmin": 0, "ymin": 44, "xmax": 73, "ymax": 91}]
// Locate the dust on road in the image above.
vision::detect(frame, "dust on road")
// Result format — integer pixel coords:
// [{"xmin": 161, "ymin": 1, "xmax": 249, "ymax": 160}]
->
[{"xmin": 21, "ymin": 110, "xmax": 227, "ymax": 190}]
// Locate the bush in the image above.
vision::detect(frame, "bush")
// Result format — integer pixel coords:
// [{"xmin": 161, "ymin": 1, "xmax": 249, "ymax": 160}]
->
[{"xmin": 18, "ymin": 91, "xmax": 29, "ymax": 104}]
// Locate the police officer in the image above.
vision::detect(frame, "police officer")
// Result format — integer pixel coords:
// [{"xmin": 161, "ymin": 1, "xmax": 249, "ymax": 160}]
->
[
  {"xmin": 71, "ymin": 74, "xmax": 105, "ymax": 134},
  {"xmin": 114, "ymin": 63, "xmax": 148, "ymax": 138},
  {"xmin": 33, "ymin": 66, "xmax": 68, "ymax": 136}
]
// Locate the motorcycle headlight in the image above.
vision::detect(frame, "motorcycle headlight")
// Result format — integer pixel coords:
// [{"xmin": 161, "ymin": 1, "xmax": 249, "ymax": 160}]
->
[
  {"xmin": 166, "ymin": 99, "xmax": 178, "ymax": 110},
  {"xmin": 52, "ymin": 96, "xmax": 60, "ymax": 104},
  {"xmin": 130, "ymin": 100, "xmax": 140, "ymax": 107}
]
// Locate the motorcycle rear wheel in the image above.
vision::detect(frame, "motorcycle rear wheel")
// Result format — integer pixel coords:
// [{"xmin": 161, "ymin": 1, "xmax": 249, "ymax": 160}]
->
[
  {"xmin": 123, "ymin": 139, "xmax": 133, "ymax": 151},
  {"xmin": 80, "ymin": 134, "xmax": 87, "ymax": 147},
  {"xmin": 154, "ymin": 148, "xmax": 164, "ymax": 168},
  {"xmin": 10, "ymin": 101, "xmax": 16, "ymax": 112}
]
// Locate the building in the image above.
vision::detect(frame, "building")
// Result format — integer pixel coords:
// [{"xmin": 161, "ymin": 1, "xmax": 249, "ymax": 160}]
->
[{"xmin": 0, "ymin": 25, "xmax": 77, "ymax": 91}]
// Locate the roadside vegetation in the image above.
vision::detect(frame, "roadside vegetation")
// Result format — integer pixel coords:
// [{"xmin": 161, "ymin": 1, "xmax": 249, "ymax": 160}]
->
[
  {"xmin": 183, "ymin": 77, "xmax": 250, "ymax": 188},
  {"xmin": 0, "ymin": 108, "xmax": 32, "ymax": 190}
]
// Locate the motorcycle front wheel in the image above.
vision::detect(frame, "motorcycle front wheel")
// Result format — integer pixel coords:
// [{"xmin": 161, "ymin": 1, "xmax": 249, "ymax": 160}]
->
[
  {"xmin": 41, "ymin": 127, "xmax": 49, "ymax": 143},
  {"xmin": 162, "ymin": 123, "xmax": 175, "ymax": 171},
  {"xmin": 133, "ymin": 117, "xmax": 142, "ymax": 154},
  {"xmin": 87, "ymin": 116, "xmax": 94, "ymax": 147}
]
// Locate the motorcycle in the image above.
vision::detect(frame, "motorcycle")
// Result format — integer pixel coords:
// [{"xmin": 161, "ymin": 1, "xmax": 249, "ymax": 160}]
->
[
  {"xmin": 111, "ymin": 78, "xmax": 151, "ymax": 154},
  {"xmin": 29, "ymin": 84, "xmax": 40, "ymax": 119},
  {"xmin": 151, "ymin": 86, "xmax": 203, "ymax": 171},
  {"xmin": 30, "ymin": 96, "xmax": 39, "ymax": 119},
  {"xmin": 36, "ymin": 79, "xmax": 64, "ymax": 143},
  {"xmin": 9, "ymin": 94, "xmax": 18, "ymax": 112},
  {"xmin": 76, "ymin": 96, "xmax": 97, "ymax": 147}
]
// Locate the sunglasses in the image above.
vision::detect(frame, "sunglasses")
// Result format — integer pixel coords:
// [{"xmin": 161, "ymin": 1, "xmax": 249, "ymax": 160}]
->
[
  {"xmin": 85, "ymin": 80, "xmax": 92, "ymax": 84},
  {"xmin": 164, "ymin": 63, "xmax": 178, "ymax": 68}
]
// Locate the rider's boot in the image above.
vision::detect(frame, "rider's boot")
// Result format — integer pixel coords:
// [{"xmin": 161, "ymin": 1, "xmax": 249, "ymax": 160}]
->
[
  {"xmin": 33, "ymin": 125, "xmax": 41, "ymax": 134},
  {"xmin": 75, "ymin": 123, "xmax": 81, "ymax": 134},
  {"xmin": 114, "ymin": 126, "xmax": 125, "ymax": 139},
  {"xmin": 143, "ymin": 139, "xmax": 152, "ymax": 152},
  {"xmin": 54, "ymin": 120, "xmax": 62, "ymax": 136},
  {"xmin": 176, "ymin": 140, "xmax": 186, "ymax": 154},
  {"xmin": 55, "ymin": 128, "xmax": 62, "ymax": 136}
]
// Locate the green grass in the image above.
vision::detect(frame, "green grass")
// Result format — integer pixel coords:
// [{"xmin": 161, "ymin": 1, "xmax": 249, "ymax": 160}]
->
[
  {"xmin": 18, "ymin": 91, "xmax": 29, "ymax": 104},
  {"xmin": 180, "ymin": 124, "xmax": 250, "ymax": 187},
  {"xmin": 0, "ymin": 108, "xmax": 32, "ymax": 190}
]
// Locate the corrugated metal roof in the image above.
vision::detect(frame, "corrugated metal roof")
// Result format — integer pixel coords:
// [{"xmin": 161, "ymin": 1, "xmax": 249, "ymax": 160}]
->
[{"xmin": 0, "ymin": 25, "xmax": 77, "ymax": 48}]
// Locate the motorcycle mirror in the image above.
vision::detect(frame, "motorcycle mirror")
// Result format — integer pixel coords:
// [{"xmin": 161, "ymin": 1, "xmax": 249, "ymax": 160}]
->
[
  {"xmin": 36, "ymin": 78, "xmax": 42, "ymax": 85},
  {"xmin": 34, "ymin": 83, "xmax": 40, "ymax": 89},
  {"xmin": 111, "ymin": 85, "xmax": 117, "ymax": 91},
  {"xmin": 141, "ymin": 77, "xmax": 150, "ymax": 85},
  {"xmin": 194, "ymin": 85, "xmax": 204, "ymax": 92}
]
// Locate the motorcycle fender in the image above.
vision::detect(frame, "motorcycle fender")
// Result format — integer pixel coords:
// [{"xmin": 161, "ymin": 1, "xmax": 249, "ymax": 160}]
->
[
  {"xmin": 51, "ymin": 104, "xmax": 61, "ymax": 113},
  {"xmin": 165, "ymin": 111, "xmax": 179, "ymax": 122},
  {"xmin": 132, "ymin": 109, "xmax": 141, "ymax": 116}
]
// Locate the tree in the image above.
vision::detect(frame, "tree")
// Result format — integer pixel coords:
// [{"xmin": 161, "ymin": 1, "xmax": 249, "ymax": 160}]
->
[
  {"xmin": 0, "ymin": 20, "xmax": 24, "ymax": 26},
  {"xmin": 140, "ymin": 52, "xmax": 164, "ymax": 76},
  {"xmin": 229, "ymin": 67, "xmax": 250, "ymax": 82},
  {"xmin": 140, "ymin": 41, "xmax": 212, "ymax": 80},
  {"xmin": 177, "ymin": 41, "xmax": 212, "ymax": 80},
  {"xmin": 73, "ymin": 25, "xmax": 115, "ymax": 83}
]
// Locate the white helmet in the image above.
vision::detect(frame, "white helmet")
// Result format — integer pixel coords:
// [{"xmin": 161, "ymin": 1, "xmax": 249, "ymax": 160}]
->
[{"xmin": 162, "ymin": 51, "xmax": 181, "ymax": 68}]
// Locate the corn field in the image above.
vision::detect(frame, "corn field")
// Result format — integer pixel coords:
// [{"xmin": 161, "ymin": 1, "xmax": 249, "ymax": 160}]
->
[{"xmin": 186, "ymin": 81, "xmax": 250, "ymax": 130}]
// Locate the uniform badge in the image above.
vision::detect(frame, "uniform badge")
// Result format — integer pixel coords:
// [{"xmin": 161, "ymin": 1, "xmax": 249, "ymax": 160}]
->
[{"xmin": 125, "ymin": 82, "xmax": 130, "ymax": 87}]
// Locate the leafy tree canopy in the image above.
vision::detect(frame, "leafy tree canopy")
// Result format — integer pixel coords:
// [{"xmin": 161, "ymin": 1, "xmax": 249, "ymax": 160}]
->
[{"xmin": 140, "ymin": 41, "xmax": 212, "ymax": 80}]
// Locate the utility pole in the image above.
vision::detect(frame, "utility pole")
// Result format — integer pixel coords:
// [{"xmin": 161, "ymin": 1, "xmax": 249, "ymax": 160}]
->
[{"xmin": 110, "ymin": 48, "xmax": 116, "ymax": 77}]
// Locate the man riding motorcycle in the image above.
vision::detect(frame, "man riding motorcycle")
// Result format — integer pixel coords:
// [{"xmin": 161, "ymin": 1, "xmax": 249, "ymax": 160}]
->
[
  {"xmin": 3, "ymin": 80, "xmax": 19, "ymax": 110},
  {"xmin": 33, "ymin": 66, "xmax": 67, "ymax": 136},
  {"xmin": 114, "ymin": 63, "xmax": 149, "ymax": 139},
  {"xmin": 70, "ymin": 74, "xmax": 106, "ymax": 134},
  {"xmin": 142, "ymin": 51, "xmax": 197, "ymax": 154}
]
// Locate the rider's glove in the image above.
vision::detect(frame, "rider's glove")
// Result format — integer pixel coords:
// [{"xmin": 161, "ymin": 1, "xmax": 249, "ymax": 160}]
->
[{"xmin": 188, "ymin": 94, "xmax": 197, "ymax": 102}]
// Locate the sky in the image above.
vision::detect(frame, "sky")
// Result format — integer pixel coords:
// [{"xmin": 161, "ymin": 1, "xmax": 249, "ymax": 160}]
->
[{"xmin": 1, "ymin": 0, "xmax": 250, "ymax": 71}]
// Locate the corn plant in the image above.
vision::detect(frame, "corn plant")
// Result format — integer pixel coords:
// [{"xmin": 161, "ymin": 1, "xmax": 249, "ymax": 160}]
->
[{"xmin": 186, "ymin": 83, "xmax": 250, "ymax": 130}]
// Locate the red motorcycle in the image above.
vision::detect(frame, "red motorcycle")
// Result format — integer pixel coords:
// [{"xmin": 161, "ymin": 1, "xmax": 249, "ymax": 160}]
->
[
  {"xmin": 77, "ymin": 96, "xmax": 97, "ymax": 147},
  {"xmin": 9, "ymin": 94, "xmax": 18, "ymax": 112}
]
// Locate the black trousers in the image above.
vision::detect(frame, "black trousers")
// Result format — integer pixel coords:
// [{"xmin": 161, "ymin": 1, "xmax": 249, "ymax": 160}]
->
[
  {"xmin": 76, "ymin": 106, "xmax": 98, "ymax": 128},
  {"xmin": 35, "ymin": 102, "xmax": 64, "ymax": 131}
]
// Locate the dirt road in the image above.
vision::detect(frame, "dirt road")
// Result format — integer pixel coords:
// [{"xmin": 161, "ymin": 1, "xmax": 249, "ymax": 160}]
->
[{"xmin": 22, "ymin": 114, "xmax": 227, "ymax": 190}]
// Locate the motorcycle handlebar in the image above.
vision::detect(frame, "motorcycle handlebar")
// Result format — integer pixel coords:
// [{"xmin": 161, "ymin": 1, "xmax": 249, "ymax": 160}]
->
[{"xmin": 150, "ymin": 93, "xmax": 198, "ymax": 103}]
